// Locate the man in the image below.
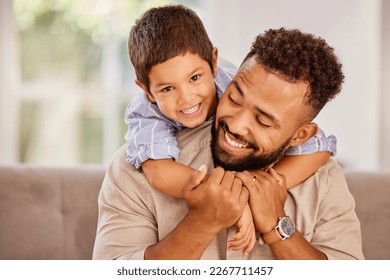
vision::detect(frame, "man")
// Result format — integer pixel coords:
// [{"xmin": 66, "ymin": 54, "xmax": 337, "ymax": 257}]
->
[{"xmin": 92, "ymin": 28, "xmax": 364, "ymax": 260}]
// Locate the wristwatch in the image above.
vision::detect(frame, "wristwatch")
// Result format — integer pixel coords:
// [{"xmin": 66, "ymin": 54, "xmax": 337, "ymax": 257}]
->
[{"xmin": 262, "ymin": 216, "xmax": 296, "ymax": 245}]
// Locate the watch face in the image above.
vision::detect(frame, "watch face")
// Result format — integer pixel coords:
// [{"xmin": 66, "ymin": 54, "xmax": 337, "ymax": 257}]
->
[{"xmin": 278, "ymin": 216, "xmax": 296, "ymax": 238}]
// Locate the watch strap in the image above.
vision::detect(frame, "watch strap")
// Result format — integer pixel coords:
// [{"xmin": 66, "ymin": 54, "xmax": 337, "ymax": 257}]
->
[{"xmin": 262, "ymin": 227, "xmax": 283, "ymax": 245}]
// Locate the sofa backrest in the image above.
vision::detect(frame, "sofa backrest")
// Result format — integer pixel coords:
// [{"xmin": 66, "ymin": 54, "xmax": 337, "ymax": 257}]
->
[
  {"xmin": 345, "ymin": 171, "xmax": 390, "ymax": 260},
  {"xmin": 0, "ymin": 165, "xmax": 105, "ymax": 260}
]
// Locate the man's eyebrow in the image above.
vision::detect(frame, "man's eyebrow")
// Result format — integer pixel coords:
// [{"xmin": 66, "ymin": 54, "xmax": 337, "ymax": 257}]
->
[
  {"xmin": 232, "ymin": 80, "xmax": 244, "ymax": 97},
  {"xmin": 232, "ymin": 80, "xmax": 280, "ymax": 128}
]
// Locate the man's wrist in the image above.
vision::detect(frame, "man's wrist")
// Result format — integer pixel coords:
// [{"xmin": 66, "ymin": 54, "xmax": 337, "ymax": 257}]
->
[
  {"xmin": 185, "ymin": 211, "xmax": 221, "ymax": 237},
  {"xmin": 255, "ymin": 213, "xmax": 284, "ymax": 234},
  {"xmin": 261, "ymin": 216, "xmax": 296, "ymax": 245}
]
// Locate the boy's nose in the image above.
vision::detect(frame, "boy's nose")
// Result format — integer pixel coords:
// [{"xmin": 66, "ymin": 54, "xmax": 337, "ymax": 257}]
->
[{"xmin": 179, "ymin": 87, "xmax": 196, "ymax": 104}]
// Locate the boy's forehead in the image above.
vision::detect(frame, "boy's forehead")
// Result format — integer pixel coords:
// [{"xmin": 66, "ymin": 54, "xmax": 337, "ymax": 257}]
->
[{"xmin": 148, "ymin": 52, "xmax": 211, "ymax": 85}]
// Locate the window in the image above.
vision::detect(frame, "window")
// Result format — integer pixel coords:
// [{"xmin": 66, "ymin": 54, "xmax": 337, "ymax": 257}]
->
[{"xmin": 0, "ymin": 0, "xmax": 199, "ymax": 165}]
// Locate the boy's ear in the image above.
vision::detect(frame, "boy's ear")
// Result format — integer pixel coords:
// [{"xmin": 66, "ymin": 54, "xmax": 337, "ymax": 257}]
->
[
  {"xmin": 212, "ymin": 47, "xmax": 218, "ymax": 77},
  {"xmin": 289, "ymin": 123, "xmax": 318, "ymax": 147},
  {"xmin": 135, "ymin": 79, "xmax": 156, "ymax": 103}
]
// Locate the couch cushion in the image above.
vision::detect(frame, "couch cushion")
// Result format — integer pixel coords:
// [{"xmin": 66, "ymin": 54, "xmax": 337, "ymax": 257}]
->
[
  {"xmin": 0, "ymin": 165, "xmax": 105, "ymax": 260},
  {"xmin": 345, "ymin": 171, "xmax": 390, "ymax": 260}
]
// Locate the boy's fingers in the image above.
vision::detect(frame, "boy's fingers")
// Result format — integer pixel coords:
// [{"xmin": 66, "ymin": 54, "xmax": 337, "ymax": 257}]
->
[
  {"xmin": 183, "ymin": 164, "xmax": 207, "ymax": 194},
  {"xmin": 227, "ymin": 238, "xmax": 248, "ymax": 251},
  {"xmin": 243, "ymin": 234, "xmax": 257, "ymax": 255}
]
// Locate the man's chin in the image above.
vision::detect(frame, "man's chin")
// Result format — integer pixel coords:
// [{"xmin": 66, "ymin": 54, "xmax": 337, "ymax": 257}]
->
[
  {"xmin": 211, "ymin": 143, "xmax": 263, "ymax": 171},
  {"xmin": 210, "ymin": 124, "xmax": 290, "ymax": 171}
]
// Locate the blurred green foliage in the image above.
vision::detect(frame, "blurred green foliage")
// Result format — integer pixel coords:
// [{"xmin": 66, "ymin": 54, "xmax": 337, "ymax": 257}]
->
[{"xmin": 13, "ymin": 0, "xmax": 195, "ymax": 164}]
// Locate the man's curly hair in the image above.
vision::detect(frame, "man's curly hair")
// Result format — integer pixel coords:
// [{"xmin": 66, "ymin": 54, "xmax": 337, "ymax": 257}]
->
[{"xmin": 244, "ymin": 28, "xmax": 344, "ymax": 121}]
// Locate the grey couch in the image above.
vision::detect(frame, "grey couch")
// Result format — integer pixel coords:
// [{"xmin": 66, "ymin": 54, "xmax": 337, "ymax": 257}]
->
[{"xmin": 0, "ymin": 164, "xmax": 389, "ymax": 260}]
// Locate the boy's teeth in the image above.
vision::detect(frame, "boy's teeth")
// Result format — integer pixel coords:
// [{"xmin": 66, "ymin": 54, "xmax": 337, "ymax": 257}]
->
[
  {"xmin": 225, "ymin": 132, "xmax": 248, "ymax": 148},
  {"xmin": 182, "ymin": 104, "xmax": 200, "ymax": 115}
]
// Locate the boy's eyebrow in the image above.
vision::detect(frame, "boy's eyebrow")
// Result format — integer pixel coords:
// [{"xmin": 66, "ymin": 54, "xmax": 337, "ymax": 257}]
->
[
  {"xmin": 153, "ymin": 67, "xmax": 204, "ymax": 88},
  {"xmin": 232, "ymin": 80, "xmax": 281, "ymax": 128}
]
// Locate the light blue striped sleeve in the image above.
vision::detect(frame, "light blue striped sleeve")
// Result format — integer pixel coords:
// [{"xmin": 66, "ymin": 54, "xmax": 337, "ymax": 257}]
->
[
  {"xmin": 285, "ymin": 127, "xmax": 337, "ymax": 156},
  {"xmin": 124, "ymin": 92, "xmax": 182, "ymax": 169},
  {"xmin": 214, "ymin": 58, "xmax": 237, "ymax": 98}
]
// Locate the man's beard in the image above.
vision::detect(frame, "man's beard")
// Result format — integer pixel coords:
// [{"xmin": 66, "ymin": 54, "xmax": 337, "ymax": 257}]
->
[{"xmin": 211, "ymin": 119, "xmax": 291, "ymax": 171}]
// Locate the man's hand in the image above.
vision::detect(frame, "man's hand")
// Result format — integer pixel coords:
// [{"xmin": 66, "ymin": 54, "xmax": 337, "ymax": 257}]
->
[
  {"xmin": 235, "ymin": 168, "xmax": 287, "ymax": 234},
  {"xmin": 183, "ymin": 165, "xmax": 249, "ymax": 234}
]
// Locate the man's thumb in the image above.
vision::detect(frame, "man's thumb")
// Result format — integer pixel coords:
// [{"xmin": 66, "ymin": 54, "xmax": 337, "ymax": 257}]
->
[
  {"xmin": 183, "ymin": 164, "xmax": 208, "ymax": 194},
  {"xmin": 195, "ymin": 164, "xmax": 208, "ymax": 183}
]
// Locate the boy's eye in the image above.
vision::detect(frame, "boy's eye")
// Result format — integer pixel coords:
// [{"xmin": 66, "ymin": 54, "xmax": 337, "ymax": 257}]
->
[
  {"xmin": 190, "ymin": 74, "xmax": 201, "ymax": 82},
  {"xmin": 161, "ymin": 86, "xmax": 174, "ymax": 93}
]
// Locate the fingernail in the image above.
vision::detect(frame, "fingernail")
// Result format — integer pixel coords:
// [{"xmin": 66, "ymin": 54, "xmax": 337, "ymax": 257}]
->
[{"xmin": 197, "ymin": 164, "xmax": 207, "ymax": 172}]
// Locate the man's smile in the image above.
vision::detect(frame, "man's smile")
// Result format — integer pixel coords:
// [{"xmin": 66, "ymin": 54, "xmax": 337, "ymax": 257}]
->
[
  {"xmin": 224, "ymin": 132, "xmax": 248, "ymax": 148},
  {"xmin": 217, "ymin": 122, "xmax": 256, "ymax": 156}
]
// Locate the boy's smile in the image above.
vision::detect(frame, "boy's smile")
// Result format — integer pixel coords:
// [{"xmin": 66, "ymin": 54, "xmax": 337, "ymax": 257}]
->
[
  {"xmin": 139, "ymin": 51, "xmax": 218, "ymax": 128},
  {"xmin": 180, "ymin": 103, "xmax": 201, "ymax": 117}
]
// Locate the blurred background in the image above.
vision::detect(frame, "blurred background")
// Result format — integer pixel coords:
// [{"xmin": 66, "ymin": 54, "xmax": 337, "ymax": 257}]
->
[{"xmin": 0, "ymin": 0, "xmax": 389, "ymax": 171}]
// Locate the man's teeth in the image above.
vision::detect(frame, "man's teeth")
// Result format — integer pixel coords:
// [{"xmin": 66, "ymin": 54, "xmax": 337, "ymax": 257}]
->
[
  {"xmin": 225, "ymin": 132, "xmax": 248, "ymax": 148},
  {"xmin": 181, "ymin": 104, "xmax": 200, "ymax": 115}
]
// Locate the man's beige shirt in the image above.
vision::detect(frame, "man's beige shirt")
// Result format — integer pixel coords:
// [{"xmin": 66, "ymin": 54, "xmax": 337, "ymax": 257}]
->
[{"xmin": 93, "ymin": 120, "xmax": 364, "ymax": 260}]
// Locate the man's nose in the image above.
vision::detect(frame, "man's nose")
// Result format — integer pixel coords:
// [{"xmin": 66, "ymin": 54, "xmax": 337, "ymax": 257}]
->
[{"xmin": 228, "ymin": 109, "xmax": 251, "ymax": 136}]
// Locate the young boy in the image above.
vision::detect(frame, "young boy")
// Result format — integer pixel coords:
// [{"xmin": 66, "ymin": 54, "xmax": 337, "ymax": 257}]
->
[{"xmin": 125, "ymin": 5, "xmax": 335, "ymax": 255}]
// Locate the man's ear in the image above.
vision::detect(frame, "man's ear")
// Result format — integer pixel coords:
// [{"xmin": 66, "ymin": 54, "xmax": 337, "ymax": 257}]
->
[
  {"xmin": 212, "ymin": 47, "xmax": 218, "ymax": 77},
  {"xmin": 289, "ymin": 123, "xmax": 318, "ymax": 147},
  {"xmin": 135, "ymin": 79, "xmax": 156, "ymax": 103}
]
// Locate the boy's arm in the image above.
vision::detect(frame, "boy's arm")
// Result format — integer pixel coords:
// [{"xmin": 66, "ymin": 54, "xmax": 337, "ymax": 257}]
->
[
  {"xmin": 273, "ymin": 152, "xmax": 330, "ymax": 189},
  {"xmin": 274, "ymin": 128, "xmax": 335, "ymax": 189},
  {"xmin": 124, "ymin": 92, "xmax": 181, "ymax": 170},
  {"xmin": 142, "ymin": 159, "xmax": 196, "ymax": 198}
]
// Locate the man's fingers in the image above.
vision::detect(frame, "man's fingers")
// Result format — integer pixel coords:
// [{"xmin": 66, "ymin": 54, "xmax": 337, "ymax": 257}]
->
[
  {"xmin": 268, "ymin": 168, "xmax": 286, "ymax": 188},
  {"xmin": 239, "ymin": 185, "xmax": 249, "ymax": 205},
  {"xmin": 220, "ymin": 170, "xmax": 235, "ymax": 189},
  {"xmin": 234, "ymin": 172, "xmax": 253, "ymax": 187}
]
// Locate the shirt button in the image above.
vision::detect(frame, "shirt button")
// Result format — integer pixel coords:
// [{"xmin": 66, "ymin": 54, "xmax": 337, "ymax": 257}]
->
[{"xmin": 138, "ymin": 145, "xmax": 145, "ymax": 151}]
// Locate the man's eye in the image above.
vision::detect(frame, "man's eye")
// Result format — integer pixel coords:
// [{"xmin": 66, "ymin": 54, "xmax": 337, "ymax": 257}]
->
[
  {"xmin": 228, "ymin": 94, "xmax": 240, "ymax": 106},
  {"xmin": 190, "ymin": 74, "xmax": 200, "ymax": 82},
  {"xmin": 256, "ymin": 117, "xmax": 271, "ymax": 128},
  {"xmin": 162, "ymin": 86, "xmax": 174, "ymax": 92}
]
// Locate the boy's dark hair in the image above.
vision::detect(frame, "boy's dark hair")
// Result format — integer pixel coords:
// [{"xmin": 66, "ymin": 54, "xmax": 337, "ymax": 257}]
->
[
  {"xmin": 244, "ymin": 27, "xmax": 344, "ymax": 121},
  {"xmin": 128, "ymin": 5, "xmax": 214, "ymax": 91}
]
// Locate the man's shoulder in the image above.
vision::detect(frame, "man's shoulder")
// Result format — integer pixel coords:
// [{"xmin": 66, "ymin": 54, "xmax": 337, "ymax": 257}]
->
[
  {"xmin": 316, "ymin": 158, "xmax": 346, "ymax": 185},
  {"xmin": 291, "ymin": 158, "xmax": 347, "ymax": 198},
  {"xmin": 176, "ymin": 119, "xmax": 212, "ymax": 151},
  {"xmin": 176, "ymin": 120, "xmax": 214, "ymax": 169},
  {"xmin": 102, "ymin": 144, "xmax": 152, "ymax": 197}
]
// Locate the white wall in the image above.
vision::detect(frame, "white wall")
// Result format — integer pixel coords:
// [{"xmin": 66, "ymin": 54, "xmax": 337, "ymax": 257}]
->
[
  {"xmin": 381, "ymin": 0, "xmax": 390, "ymax": 170},
  {"xmin": 0, "ymin": 0, "xmax": 20, "ymax": 163},
  {"xmin": 199, "ymin": 0, "xmax": 385, "ymax": 171}
]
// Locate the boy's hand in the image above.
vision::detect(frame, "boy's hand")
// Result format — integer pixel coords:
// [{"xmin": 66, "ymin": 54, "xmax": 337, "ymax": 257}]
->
[{"xmin": 227, "ymin": 203, "xmax": 256, "ymax": 255}]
